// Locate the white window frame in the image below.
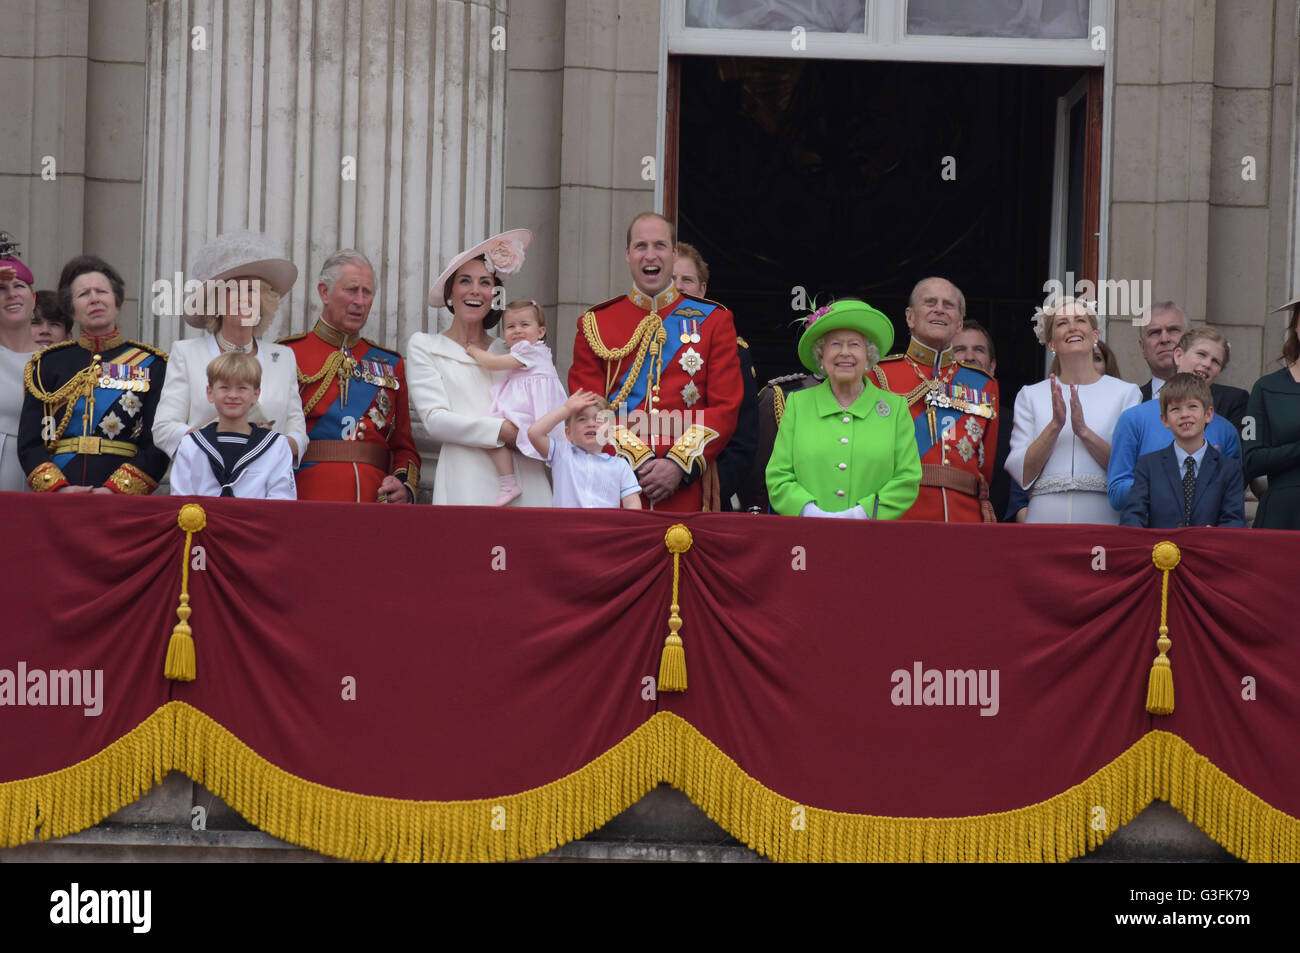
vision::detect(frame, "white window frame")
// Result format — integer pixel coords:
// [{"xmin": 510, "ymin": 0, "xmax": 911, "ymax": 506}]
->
[
  {"xmin": 664, "ymin": 0, "xmax": 1110, "ymax": 66},
  {"xmin": 656, "ymin": 0, "xmax": 1117, "ymax": 302},
  {"xmin": 1048, "ymin": 75, "xmax": 1091, "ymax": 296}
]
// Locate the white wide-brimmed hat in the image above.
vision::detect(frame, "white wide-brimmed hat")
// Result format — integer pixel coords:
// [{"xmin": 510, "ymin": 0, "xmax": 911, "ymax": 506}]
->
[
  {"xmin": 185, "ymin": 230, "xmax": 298, "ymax": 328},
  {"xmin": 427, "ymin": 228, "xmax": 532, "ymax": 309},
  {"xmin": 1271, "ymin": 293, "xmax": 1300, "ymax": 313}
]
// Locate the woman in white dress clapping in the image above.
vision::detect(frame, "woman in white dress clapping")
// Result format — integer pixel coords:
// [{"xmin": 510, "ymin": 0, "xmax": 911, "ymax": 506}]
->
[{"xmin": 1005, "ymin": 296, "xmax": 1140, "ymax": 524}]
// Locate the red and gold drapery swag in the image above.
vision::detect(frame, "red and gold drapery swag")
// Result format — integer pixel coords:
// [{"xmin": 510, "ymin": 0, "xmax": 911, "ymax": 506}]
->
[{"xmin": 1, "ymin": 493, "xmax": 1297, "ymax": 862}]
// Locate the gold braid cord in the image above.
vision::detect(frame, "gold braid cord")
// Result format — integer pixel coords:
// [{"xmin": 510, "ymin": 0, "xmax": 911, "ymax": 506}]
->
[
  {"xmin": 872, "ymin": 363, "xmax": 933, "ymax": 407},
  {"xmin": 580, "ymin": 312, "xmax": 662, "ymax": 408},
  {"xmin": 772, "ymin": 385, "xmax": 787, "ymax": 428},
  {"xmin": 23, "ymin": 354, "xmax": 96, "ymax": 449},
  {"xmin": 165, "ymin": 504, "xmax": 207, "ymax": 681},
  {"xmin": 297, "ymin": 351, "xmax": 348, "ymax": 416}
]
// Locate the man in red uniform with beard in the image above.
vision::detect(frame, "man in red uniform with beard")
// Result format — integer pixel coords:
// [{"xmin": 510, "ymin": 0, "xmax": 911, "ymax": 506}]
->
[
  {"xmin": 279, "ymin": 249, "xmax": 419, "ymax": 502},
  {"xmin": 871, "ymin": 276, "xmax": 998, "ymax": 521},
  {"xmin": 568, "ymin": 213, "xmax": 743, "ymax": 511}
]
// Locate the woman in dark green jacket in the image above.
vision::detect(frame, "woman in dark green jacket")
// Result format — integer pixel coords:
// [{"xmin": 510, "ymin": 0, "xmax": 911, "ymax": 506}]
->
[{"xmin": 1245, "ymin": 298, "xmax": 1300, "ymax": 529}]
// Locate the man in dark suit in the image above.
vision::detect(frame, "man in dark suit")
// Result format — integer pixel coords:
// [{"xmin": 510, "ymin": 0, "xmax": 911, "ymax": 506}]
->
[
  {"xmin": 1121, "ymin": 373, "xmax": 1245, "ymax": 528},
  {"xmin": 1136, "ymin": 304, "xmax": 1248, "ymax": 434},
  {"xmin": 1136, "ymin": 301, "xmax": 1187, "ymax": 403}
]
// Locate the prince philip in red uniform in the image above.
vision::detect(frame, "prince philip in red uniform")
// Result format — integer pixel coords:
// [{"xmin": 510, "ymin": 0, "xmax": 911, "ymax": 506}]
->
[
  {"xmin": 569, "ymin": 213, "xmax": 743, "ymax": 511},
  {"xmin": 871, "ymin": 276, "xmax": 999, "ymax": 521}
]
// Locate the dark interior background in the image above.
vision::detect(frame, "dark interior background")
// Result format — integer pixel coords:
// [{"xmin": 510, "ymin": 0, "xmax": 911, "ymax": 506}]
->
[{"xmin": 677, "ymin": 56, "xmax": 1090, "ymax": 405}]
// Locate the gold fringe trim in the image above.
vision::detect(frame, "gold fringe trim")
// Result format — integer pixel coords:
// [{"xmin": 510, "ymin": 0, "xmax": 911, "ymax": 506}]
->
[
  {"xmin": 2, "ymin": 707, "xmax": 1297, "ymax": 861},
  {"xmin": 0, "ymin": 703, "xmax": 663, "ymax": 862},
  {"xmin": 0, "ymin": 704, "xmax": 173, "ymax": 847},
  {"xmin": 658, "ymin": 716, "xmax": 1300, "ymax": 862}
]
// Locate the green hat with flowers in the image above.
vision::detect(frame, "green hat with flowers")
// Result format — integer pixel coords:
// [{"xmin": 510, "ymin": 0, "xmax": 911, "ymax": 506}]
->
[{"xmin": 796, "ymin": 299, "xmax": 894, "ymax": 373}]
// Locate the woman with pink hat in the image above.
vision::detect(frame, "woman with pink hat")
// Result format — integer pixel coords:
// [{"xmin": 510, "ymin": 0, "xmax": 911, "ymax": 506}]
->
[
  {"xmin": 0, "ymin": 248, "xmax": 39, "ymax": 492},
  {"xmin": 152, "ymin": 230, "xmax": 308, "ymax": 466},
  {"xmin": 407, "ymin": 230, "xmax": 552, "ymax": 506}
]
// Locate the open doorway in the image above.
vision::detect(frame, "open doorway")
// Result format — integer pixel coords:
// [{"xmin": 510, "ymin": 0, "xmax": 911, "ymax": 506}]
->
[{"xmin": 670, "ymin": 56, "xmax": 1100, "ymax": 403}]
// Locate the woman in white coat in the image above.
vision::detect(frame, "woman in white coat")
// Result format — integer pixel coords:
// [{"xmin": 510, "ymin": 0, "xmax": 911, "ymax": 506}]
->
[
  {"xmin": 407, "ymin": 230, "xmax": 551, "ymax": 506},
  {"xmin": 153, "ymin": 231, "xmax": 308, "ymax": 464}
]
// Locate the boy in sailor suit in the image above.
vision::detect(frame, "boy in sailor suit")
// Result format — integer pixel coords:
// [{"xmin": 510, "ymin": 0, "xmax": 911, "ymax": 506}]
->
[{"xmin": 170, "ymin": 352, "xmax": 296, "ymax": 499}]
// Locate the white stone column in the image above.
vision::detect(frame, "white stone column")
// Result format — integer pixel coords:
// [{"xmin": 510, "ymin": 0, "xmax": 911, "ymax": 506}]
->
[{"xmin": 141, "ymin": 0, "xmax": 508, "ymax": 352}]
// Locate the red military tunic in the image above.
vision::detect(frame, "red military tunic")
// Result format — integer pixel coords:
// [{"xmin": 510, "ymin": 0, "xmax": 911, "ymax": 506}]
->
[
  {"xmin": 871, "ymin": 337, "xmax": 999, "ymax": 522},
  {"xmin": 569, "ymin": 284, "xmax": 744, "ymax": 512},
  {"xmin": 279, "ymin": 319, "xmax": 420, "ymax": 502}
]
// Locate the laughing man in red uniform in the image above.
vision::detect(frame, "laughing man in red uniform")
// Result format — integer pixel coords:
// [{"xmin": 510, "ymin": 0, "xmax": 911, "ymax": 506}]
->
[{"xmin": 569, "ymin": 212, "xmax": 743, "ymax": 511}]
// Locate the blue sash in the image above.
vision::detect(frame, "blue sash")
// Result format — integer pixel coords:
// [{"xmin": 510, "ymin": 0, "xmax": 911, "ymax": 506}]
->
[
  {"xmin": 52, "ymin": 353, "xmax": 159, "ymax": 469},
  {"xmin": 610, "ymin": 299, "xmax": 718, "ymax": 410},
  {"xmin": 300, "ymin": 345, "xmax": 398, "ymax": 469}
]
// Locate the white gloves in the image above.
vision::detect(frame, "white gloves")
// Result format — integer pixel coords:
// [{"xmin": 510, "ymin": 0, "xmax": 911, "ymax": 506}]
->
[{"xmin": 800, "ymin": 502, "xmax": 867, "ymax": 519}]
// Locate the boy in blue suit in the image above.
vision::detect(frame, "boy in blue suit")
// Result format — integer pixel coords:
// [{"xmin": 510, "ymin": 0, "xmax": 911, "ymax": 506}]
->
[{"xmin": 1120, "ymin": 373, "xmax": 1245, "ymax": 528}]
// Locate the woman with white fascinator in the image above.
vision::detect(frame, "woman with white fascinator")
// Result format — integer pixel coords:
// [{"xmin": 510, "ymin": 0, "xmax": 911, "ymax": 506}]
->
[
  {"xmin": 407, "ymin": 229, "xmax": 552, "ymax": 506},
  {"xmin": 1005, "ymin": 295, "xmax": 1140, "ymax": 524},
  {"xmin": 152, "ymin": 230, "xmax": 308, "ymax": 465}
]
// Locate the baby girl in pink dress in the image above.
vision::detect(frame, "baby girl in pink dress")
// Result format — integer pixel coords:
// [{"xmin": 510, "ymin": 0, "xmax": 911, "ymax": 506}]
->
[{"xmin": 466, "ymin": 299, "xmax": 568, "ymax": 505}]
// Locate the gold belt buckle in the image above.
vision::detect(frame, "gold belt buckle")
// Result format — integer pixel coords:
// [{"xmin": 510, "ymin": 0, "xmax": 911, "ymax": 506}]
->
[{"xmin": 77, "ymin": 436, "xmax": 102, "ymax": 454}]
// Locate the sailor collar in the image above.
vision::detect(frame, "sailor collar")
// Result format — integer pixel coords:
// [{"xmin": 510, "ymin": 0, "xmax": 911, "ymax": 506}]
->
[
  {"xmin": 906, "ymin": 337, "xmax": 956, "ymax": 374},
  {"xmin": 78, "ymin": 329, "xmax": 123, "ymax": 352},
  {"xmin": 313, "ymin": 318, "xmax": 362, "ymax": 349},
  {"xmin": 629, "ymin": 283, "xmax": 679, "ymax": 314}
]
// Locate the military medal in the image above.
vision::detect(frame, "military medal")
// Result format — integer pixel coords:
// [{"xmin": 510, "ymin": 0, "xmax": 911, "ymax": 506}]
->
[
  {"xmin": 690, "ymin": 319, "xmax": 700, "ymax": 344},
  {"xmin": 678, "ymin": 347, "xmax": 704, "ymax": 377},
  {"xmin": 679, "ymin": 318, "xmax": 690, "ymax": 345}
]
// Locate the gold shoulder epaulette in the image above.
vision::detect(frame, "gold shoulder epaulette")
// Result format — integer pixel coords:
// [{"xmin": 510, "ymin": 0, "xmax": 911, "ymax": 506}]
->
[
  {"xmin": 363, "ymin": 338, "xmax": 403, "ymax": 361},
  {"xmin": 276, "ymin": 332, "xmax": 308, "ymax": 345},
  {"xmin": 877, "ymin": 353, "xmax": 905, "ymax": 362},
  {"xmin": 21, "ymin": 349, "xmax": 47, "ymax": 396},
  {"xmin": 589, "ymin": 295, "xmax": 624, "ymax": 313},
  {"xmin": 680, "ymin": 291, "xmax": 729, "ymax": 310},
  {"xmin": 126, "ymin": 340, "xmax": 168, "ymax": 360},
  {"xmin": 954, "ymin": 360, "xmax": 994, "ymax": 381},
  {"xmin": 763, "ymin": 371, "xmax": 813, "ymax": 388}
]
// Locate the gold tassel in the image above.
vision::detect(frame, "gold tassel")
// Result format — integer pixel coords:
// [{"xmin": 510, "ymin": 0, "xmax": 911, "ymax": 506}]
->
[
  {"xmin": 165, "ymin": 504, "xmax": 207, "ymax": 682},
  {"xmin": 1146, "ymin": 541, "xmax": 1181, "ymax": 716},
  {"xmin": 659, "ymin": 524, "xmax": 694, "ymax": 692}
]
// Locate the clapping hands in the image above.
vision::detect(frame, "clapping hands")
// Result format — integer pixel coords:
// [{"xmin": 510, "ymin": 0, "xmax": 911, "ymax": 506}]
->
[{"xmin": 1049, "ymin": 374, "xmax": 1090, "ymax": 438}]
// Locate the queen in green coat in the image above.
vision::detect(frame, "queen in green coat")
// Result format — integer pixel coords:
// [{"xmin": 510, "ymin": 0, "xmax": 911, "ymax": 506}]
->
[{"xmin": 767, "ymin": 299, "xmax": 921, "ymax": 518}]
